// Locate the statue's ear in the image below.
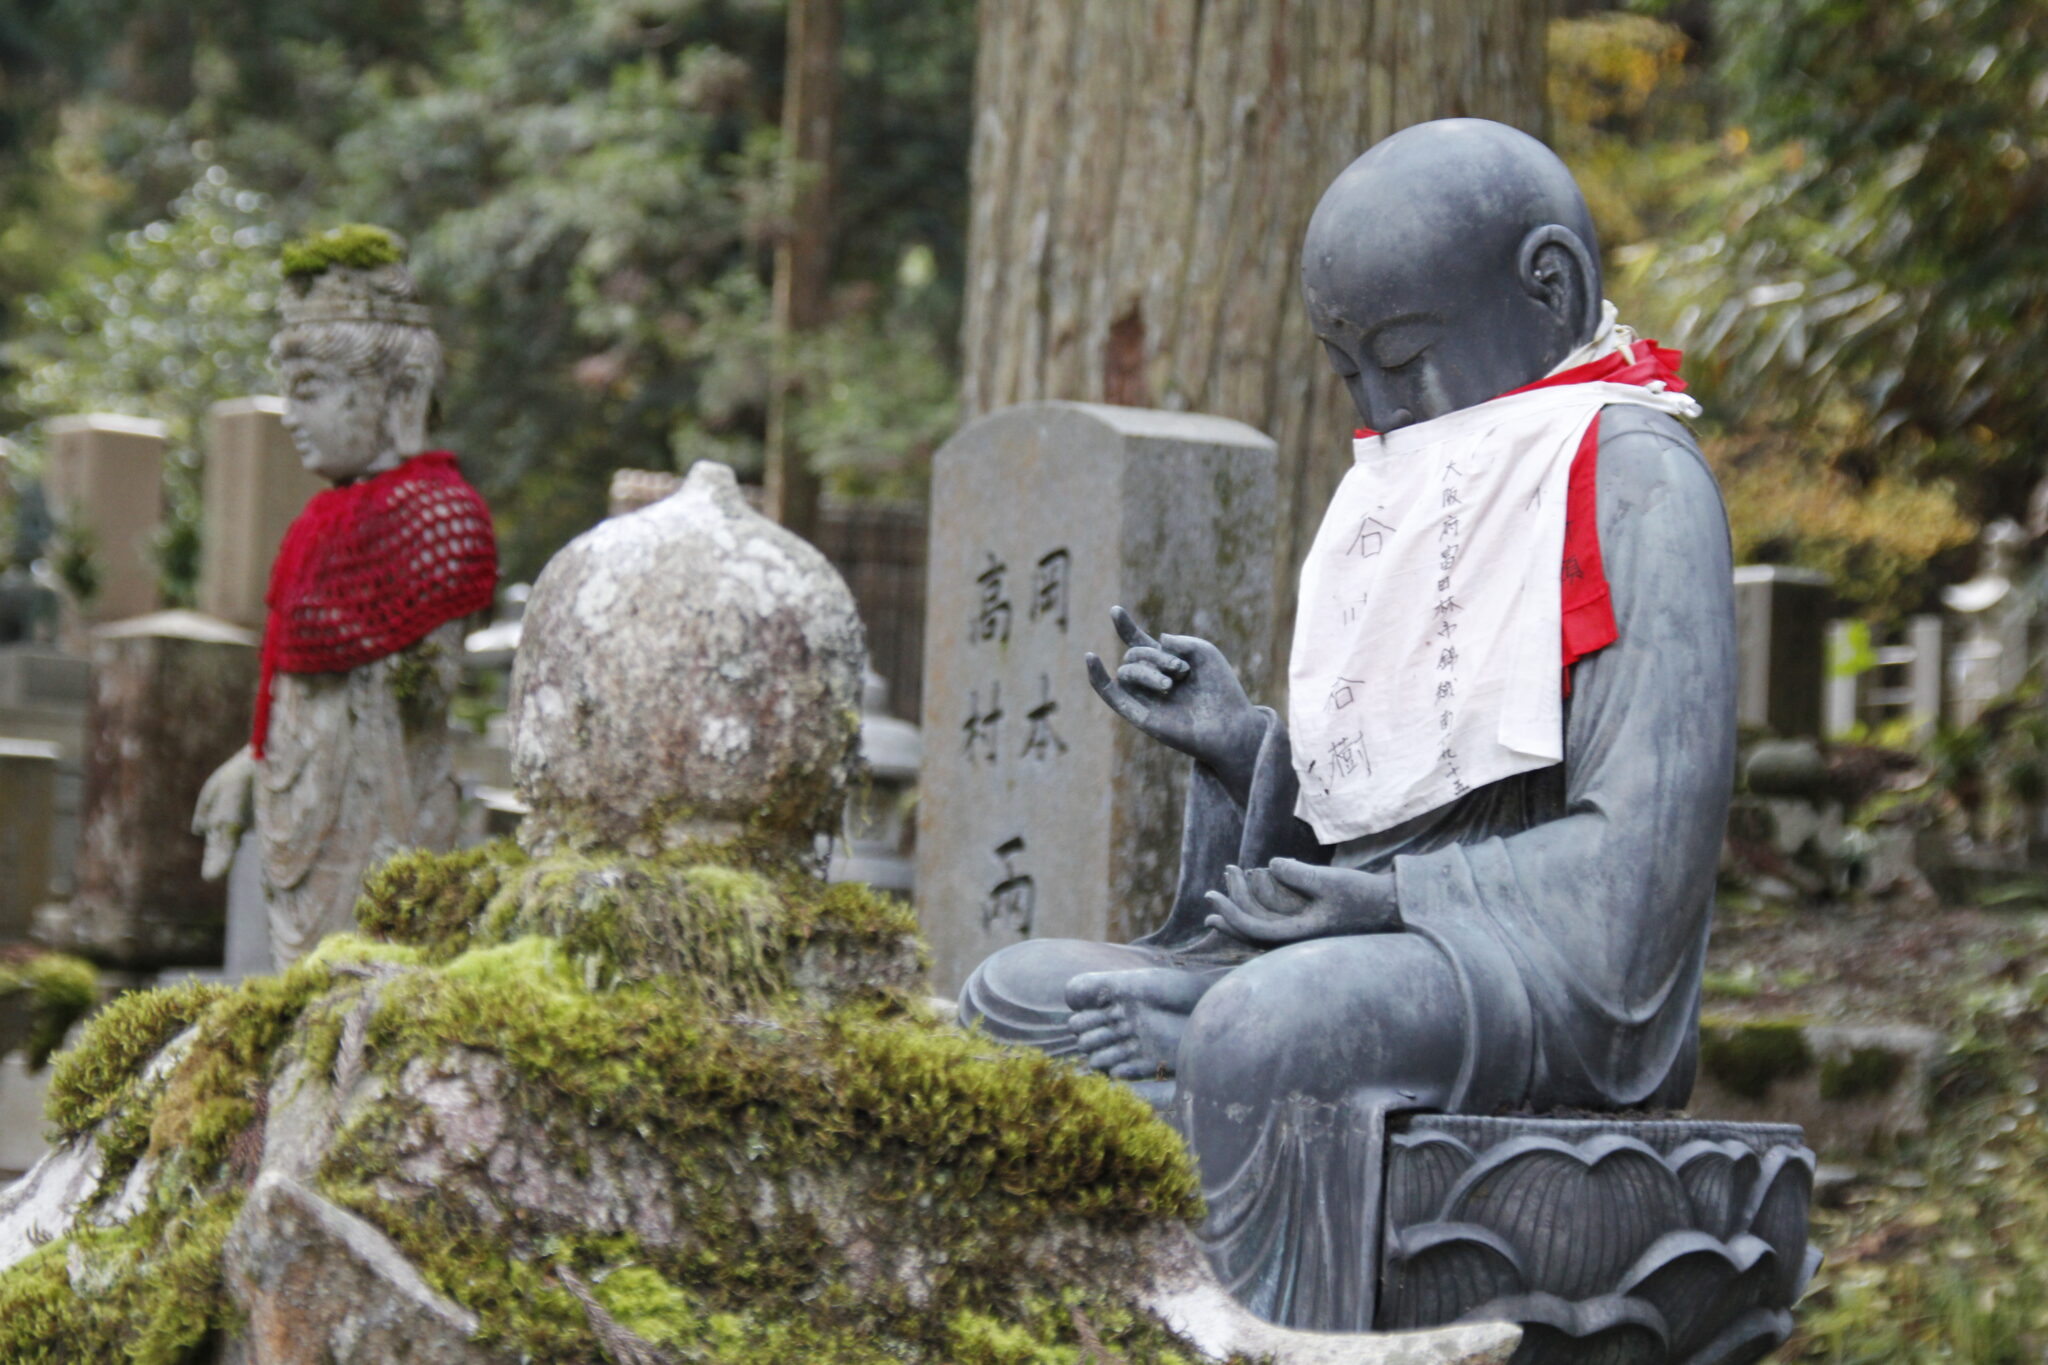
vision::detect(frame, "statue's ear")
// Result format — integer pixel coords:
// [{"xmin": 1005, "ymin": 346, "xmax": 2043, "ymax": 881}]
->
[{"xmin": 1516, "ymin": 225, "xmax": 1599, "ymax": 344}]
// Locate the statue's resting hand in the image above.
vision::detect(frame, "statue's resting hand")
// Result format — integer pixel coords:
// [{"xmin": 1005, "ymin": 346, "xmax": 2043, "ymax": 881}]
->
[
  {"xmin": 1204, "ymin": 859, "xmax": 1401, "ymax": 945},
  {"xmin": 1084, "ymin": 606, "xmax": 1263, "ymax": 789},
  {"xmin": 193, "ymin": 745, "xmax": 256, "ymax": 882}
]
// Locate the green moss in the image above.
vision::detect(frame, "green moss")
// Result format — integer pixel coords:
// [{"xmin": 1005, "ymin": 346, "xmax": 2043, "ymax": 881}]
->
[
  {"xmin": 355, "ymin": 839, "xmax": 525, "ymax": 958},
  {"xmin": 592, "ymin": 1264, "xmax": 696, "ymax": 1346},
  {"xmin": 360, "ymin": 841, "xmax": 919, "ymax": 1005},
  {"xmin": 0, "ymin": 952, "xmax": 99, "ymax": 1069},
  {"xmin": 1819, "ymin": 1045, "xmax": 1908, "ymax": 1102},
  {"xmin": 1699, "ymin": 1017, "xmax": 1816, "ymax": 1101},
  {"xmin": 46, "ymin": 980, "xmax": 225, "ymax": 1138},
  {"xmin": 0, "ymin": 1191, "xmax": 244, "ymax": 1364},
  {"xmin": 147, "ymin": 962, "xmax": 335, "ymax": 1186},
  {"xmin": 386, "ymin": 643, "xmax": 438, "ymax": 711},
  {"xmin": 280, "ymin": 223, "xmax": 405, "ymax": 279}
]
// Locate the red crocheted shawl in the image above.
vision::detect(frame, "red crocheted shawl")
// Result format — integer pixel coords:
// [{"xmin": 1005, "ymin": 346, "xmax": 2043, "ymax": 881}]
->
[
  {"xmin": 1355, "ymin": 339, "xmax": 1691, "ymax": 691},
  {"xmin": 253, "ymin": 451, "xmax": 497, "ymax": 757}
]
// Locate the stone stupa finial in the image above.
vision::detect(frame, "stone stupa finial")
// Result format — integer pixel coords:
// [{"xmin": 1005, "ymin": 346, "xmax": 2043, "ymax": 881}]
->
[{"xmin": 509, "ymin": 461, "xmax": 867, "ymax": 857}]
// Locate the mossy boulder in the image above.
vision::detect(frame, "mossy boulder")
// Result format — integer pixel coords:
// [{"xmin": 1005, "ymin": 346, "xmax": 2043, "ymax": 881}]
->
[{"xmin": 0, "ymin": 842, "xmax": 1207, "ymax": 1363}]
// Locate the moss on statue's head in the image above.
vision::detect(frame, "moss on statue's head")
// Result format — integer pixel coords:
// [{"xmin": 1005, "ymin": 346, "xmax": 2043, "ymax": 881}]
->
[{"xmin": 280, "ymin": 224, "xmax": 407, "ymax": 280}]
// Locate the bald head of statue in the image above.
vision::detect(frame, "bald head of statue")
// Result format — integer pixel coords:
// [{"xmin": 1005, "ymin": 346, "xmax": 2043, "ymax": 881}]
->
[{"xmin": 1302, "ymin": 118, "xmax": 1603, "ymax": 434}]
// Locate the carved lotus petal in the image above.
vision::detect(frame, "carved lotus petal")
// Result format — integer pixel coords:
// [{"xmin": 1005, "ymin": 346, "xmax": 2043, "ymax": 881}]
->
[
  {"xmin": 1739, "ymin": 1145, "xmax": 1817, "ymax": 1305},
  {"xmin": 1620, "ymin": 1231, "xmax": 1776, "ymax": 1360},
  {"xmin": 1676, "ymin": 1306, "xmax": 1796, "ymax": 1365},
  {"xmin": 1475, "ymin": 1291, "xmax": 1669, "ymax": 1365},
  {"xmin": 1379, "ymin": 1222, "xmax": 1525, "ymax": 1331},
  {"xmin": 1670, "ymin": 1139, "xmax": 1762, "ymax": 1241},
  {"xmin": 1385, "ymin": 1129, "xmax": 1476, "ymax": 1226},
  {"xmin": 1442, "ymin": 1135, "xmax": 1691, "ymax": 1300}
]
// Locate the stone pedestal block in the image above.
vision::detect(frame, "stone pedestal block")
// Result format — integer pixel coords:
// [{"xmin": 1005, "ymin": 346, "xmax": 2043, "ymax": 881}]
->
[
  {"xmin": 44, "ymin": 414, "xmax": 167, "ymax": 628},
  {"xmin": 199, "ymin": 398, "xmax": 325, "ymax": 631},
  {"xmin": 0, "ymin": 739, "xmax": 59, "ymax": 939},
  {"xmin": 56, "ymin": 611, "xmax": 258, "ymax": 967},
  {"xmin": 1732, "ymin": 566, "xmax": 1830, "ymax": 740},
  {"xmin": 917, "ymin": 402, "xmax": 1276, "ymax": 993}
]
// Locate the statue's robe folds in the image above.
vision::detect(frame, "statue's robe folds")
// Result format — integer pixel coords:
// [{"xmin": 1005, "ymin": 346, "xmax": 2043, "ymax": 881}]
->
[
  {"xmin": 958, "ymin": 407, "xmax": 1737, "ymax": 1331},
  {"xmin": 255, "ymin": 623, "xmax": 464, "ymax": 968}
]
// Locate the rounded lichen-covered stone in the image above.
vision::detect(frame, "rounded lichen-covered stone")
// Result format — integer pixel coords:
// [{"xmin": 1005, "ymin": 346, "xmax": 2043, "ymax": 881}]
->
[{"xmin": 509, "ymin": 461, "xmax": 865, "ymax": 854}]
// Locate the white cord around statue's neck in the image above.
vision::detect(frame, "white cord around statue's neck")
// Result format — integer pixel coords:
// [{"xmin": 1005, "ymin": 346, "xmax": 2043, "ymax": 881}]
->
[{"xmin": 1545, "ymin": 298, "xmax": 1640, "ymax": 378}]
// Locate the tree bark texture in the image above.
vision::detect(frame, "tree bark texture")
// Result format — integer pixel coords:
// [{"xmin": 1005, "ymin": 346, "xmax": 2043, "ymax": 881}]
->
[
  {"xmin": 962, "ymin": 0, "xmax": 1553, "ymax": 684},
  {"xmin": 765, "ymin": 0, "xmax": 843, "ymax": 543}
]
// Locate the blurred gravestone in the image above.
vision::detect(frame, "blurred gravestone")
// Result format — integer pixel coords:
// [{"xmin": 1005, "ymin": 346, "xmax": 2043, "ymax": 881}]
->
[
  {"xmin": 44, "ymin": 415, "xmax": 167, "ymax": 633},
  {"xmin": 46, "ymin": 611, "xmax": 257, "ymax": 968},
  {"xmin": 917, "ymin": 402, "xmax": 1275, "ymax": 994},
  {"xmin": 199, "ymin": 398, "xmax": 325, "ymax": 632},
  {"xmin": 0, "ymin": 739, "xmax": 59, "ymax": 939},
  {"xmin": 1732, "ymin": 566, "xmax": 1831, "ymax": 740}
]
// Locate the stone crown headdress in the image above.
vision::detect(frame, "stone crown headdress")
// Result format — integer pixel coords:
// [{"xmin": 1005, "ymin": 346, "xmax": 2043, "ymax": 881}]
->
[{"xmin": 277, "ymin": 225, "xmax": 433, "ymax": 329}]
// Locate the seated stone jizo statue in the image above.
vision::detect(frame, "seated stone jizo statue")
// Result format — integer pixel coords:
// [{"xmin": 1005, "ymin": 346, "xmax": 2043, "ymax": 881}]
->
[
  {"xmin": 959, "ymin": 119, "xmax": 1736, "ymax": 1330},
  {"xmin": 194, "ymin": 227, "xmax": 497, "ymax": 969}
]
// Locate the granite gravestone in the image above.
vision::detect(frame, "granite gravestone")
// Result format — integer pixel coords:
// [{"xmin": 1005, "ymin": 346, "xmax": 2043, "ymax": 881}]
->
[
  {"xmin": 43, "ymin": 415, "xmax": 167, "ymax": 632},
  {"xmin": 55, "ymin": 611, "xmax": 257, "ymax": 968},
  {"xmin": 917, "ymin": 402, "xmax": 1275, "ymax": 994},
  {"xmin": 1732, "ymin": 566, "xmax": 1831, "ymax": 740}
]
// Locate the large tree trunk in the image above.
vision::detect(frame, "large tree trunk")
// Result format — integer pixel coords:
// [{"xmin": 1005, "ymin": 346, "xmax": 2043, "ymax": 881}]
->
[
  {"xmin": 764, "ymin": 0, "xmax": 842, "ymax": 543},
  {"xmin": 961, "ymin": 0, "xmax": 1553, "ymax": 685}
]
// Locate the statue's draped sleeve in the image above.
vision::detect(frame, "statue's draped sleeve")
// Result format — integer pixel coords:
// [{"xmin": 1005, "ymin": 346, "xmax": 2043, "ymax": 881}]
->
[
  {"xmin": 1388, "ymin": 410, "xmax": 1736, "ymax": 1111},
  {"xmin": 1168, "ymin": 409, "xmax": 1735, "ymax": 1111}
]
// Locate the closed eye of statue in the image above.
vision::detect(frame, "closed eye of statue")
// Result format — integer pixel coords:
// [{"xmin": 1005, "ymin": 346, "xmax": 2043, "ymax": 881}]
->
[{"xmin": 1367, "ymin": 318, "xmax": 1439, "ymax": 372}]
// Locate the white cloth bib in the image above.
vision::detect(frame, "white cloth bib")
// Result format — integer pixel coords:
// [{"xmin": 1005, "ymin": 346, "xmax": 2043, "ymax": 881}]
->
[{"xmin": 1288, "ymin": 379, "xmax": 1700, "ymax": 843}]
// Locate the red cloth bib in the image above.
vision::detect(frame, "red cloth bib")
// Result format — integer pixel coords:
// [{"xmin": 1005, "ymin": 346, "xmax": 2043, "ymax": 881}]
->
[
  {"xmin": 1354, "ymin": 341, "xmax": 1689, "ymax": 689},
  {"xmin": 253, "ymin": 451, "xmax": 497, "ymax": 757}
]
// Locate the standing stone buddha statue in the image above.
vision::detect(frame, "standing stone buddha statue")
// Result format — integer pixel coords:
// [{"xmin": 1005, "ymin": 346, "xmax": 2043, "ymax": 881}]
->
[
  {"xmin": 193, "ymin": 227, "xmax": 497, "ymax": 968},
  {"xmin": 958, "ymin": 119, "xmax": 1738, "ymax": 1332}
]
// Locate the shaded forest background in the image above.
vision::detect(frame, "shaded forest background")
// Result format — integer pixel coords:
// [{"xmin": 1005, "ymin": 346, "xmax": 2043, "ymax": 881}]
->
[{"xmin": 0, "ymin": 0, "xmax": 2039, "ymax": 617}]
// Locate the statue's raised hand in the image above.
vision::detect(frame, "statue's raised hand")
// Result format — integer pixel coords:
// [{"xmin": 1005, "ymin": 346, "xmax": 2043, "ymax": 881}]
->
[
  {"xmin": 1084, "ymin": 607, "xmax": 1263, "ymax": 790},
  {"xmin": 1203, "ymin": 859, "xmax": 1401, "ymax": 945},
  {"xmin": 193, "ymin": 745, "xmax": 256, "ymax": 882}
]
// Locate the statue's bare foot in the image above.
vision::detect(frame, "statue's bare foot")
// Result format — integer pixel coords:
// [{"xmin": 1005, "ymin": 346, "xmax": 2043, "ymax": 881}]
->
[{"xmin": 1065, "ymin": 968, "xmax": 1219, "ymax": 1081}]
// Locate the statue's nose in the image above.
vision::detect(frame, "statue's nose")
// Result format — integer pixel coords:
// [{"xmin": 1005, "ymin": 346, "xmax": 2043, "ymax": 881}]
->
[{"xmin": 1351, "ymin": 372, "xmax": 1414, "ymax": 433}]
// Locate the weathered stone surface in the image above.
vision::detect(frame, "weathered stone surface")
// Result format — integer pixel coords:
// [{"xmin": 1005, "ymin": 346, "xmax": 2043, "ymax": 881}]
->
[
  {"xmin": 0, "ymin": 1136, "xmax": 102, "ymax": 1266},
  {"xmin": 54, "ymin": 611, "xmax": 257, "ymax": 967},
  {"xmin": 1692, "ymin": 1018, "xmax": 1941, "ymax": 1156},
  {"xmin": 510, "ymin": 460, "xmax": 865, "ymax": 854},
  {"xmin": 198, "ymin": 398, "xmax": 326, "ymax": 632},
  {"xmin": 917, "ymin": 401, "xmax": 1276, "ymax": 992},
  {"xmin": 222, "ymin": 1172, "xmax": 492, "ymax": 1365},
  {"xmin": 0, "ymin": 1028, "xmax": 195, "ymax": 1270},
  {"xmin": 1143, "ymin": 1225, "xmax": 1521, "ymax": 1364}
]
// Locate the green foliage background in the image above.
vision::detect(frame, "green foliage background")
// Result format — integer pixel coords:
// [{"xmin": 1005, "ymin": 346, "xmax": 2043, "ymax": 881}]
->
[{"xmin": 0, "ymin": 0, "xmax": 970, "ymax": 587}]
